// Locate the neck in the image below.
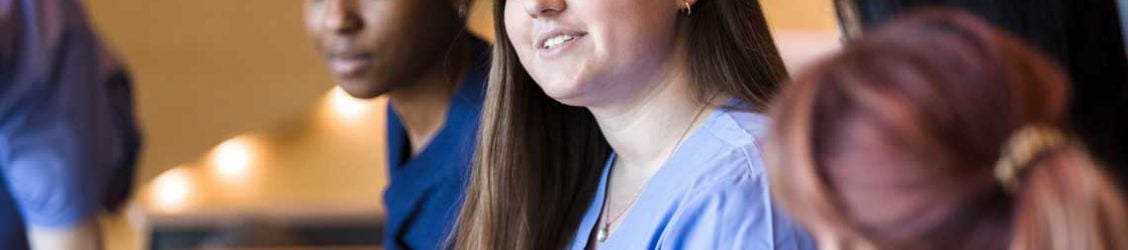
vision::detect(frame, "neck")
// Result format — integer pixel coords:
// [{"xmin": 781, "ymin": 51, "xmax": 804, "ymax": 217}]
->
[
  {"xmin": 387, "ymin": 36, "xmax": 473, "ymax": 156},
  {"xmin": 588, "ymin": 54, "xmax": 714, "ymax": 171}
]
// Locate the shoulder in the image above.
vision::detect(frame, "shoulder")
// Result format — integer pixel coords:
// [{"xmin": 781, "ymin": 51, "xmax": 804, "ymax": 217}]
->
[
  {"xmin": 657, "ymin": 108, "xmax": 814, "ymax": 249},
  {"xmin": 695, "ymin": 107, "xmax": 771, "ymax": 177},
  {"xmin": 663, "ymin": 121, "xmax": 776, "ymax": 243},
  {"xmin": 664, "ymin": 105, "xmax": 772, "ymax": 199},
  {"xmin": 657, "ymin": 169, "xmax": 811, "ymax": 249},
  {"xmin": 705, "ymin": 107, "xmax": 770, "ymax": 147}
]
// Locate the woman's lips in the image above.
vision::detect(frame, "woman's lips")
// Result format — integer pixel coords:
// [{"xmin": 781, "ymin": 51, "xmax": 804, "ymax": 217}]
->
[
  {"xmin": 535, "ymin": 32, "xmax": 586, "ymax": 59},
  {"xmin": 328, "ymin": 53, "xmax": 373, "ymax": 78}
]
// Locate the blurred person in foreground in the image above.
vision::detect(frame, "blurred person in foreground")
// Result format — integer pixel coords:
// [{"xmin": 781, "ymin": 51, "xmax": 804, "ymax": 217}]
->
[
  {"xmin": 0, "ymin": 0, "xmax": 142, "ymax": 249},
  {"xmin": 834, "ymin": 0, "xmax": 1128, "ymax": 192},
  {"xmin": 303, "ymin": 0, "xmax": 488, "ymax": 249},
  {"xmin": 766, "ymin": 9, "xmax": 1128, "ymax": 249}
]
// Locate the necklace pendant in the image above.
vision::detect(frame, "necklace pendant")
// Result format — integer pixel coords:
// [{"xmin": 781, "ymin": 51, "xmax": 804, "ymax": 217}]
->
[{"xmin": 596, "ymin": 226, "xmax": 608, "ymax": 242}]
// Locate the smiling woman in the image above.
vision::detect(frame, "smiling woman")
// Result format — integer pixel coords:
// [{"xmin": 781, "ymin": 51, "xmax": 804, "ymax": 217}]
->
[{"xmin": 453, "ymin": 0, "xmax": 811, "ymax": 248}]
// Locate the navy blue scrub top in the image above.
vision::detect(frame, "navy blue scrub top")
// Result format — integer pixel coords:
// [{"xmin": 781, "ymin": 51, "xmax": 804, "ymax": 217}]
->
[
  {"xmin": 383, "ymin": 39, "xmax": 489, "ymax": 250},
  {"xmin": 0, "ymin": 0, "xmax": 141, "ymax": 248}
]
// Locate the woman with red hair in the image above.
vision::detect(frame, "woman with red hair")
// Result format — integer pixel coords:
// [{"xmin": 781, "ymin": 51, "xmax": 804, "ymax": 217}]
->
[{"xmin": 766, "ymin": 9, "xmax": 1128, "ymax": 249}]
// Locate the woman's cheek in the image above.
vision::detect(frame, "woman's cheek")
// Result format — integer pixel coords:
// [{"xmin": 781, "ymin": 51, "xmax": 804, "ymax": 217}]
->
[{"xmin": 505, "ymin": 20, "xmax": 534, "ymax": 59}]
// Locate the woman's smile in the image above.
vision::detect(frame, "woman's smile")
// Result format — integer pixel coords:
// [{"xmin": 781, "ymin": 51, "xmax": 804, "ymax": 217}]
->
[{"xmin": 535, "ymin": 30, "xmax": 587, "ymax": 59}]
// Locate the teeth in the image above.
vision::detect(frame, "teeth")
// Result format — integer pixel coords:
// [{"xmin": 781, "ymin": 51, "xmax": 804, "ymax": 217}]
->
[{"xmin": 542, "ymin": 35, "xmax": 575, "ymax": 49}]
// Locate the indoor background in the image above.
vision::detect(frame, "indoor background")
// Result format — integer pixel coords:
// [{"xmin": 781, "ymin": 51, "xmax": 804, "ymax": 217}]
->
[{"xmin": 79, "ymin": 0, "xmax": 840, "ymax": 249}]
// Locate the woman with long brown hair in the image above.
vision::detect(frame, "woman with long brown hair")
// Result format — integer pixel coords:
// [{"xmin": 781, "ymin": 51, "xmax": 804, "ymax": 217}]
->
[
  {"xmin": 453, "ymin": 0, "xmax": 811, "ymax": 248},
  {"xmin": 767, "ymin": 9, "xmax": 1128, "ymax": 249}
]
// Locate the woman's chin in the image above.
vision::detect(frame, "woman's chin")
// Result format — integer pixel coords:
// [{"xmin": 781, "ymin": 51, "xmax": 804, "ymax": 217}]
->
[
  {"xmin": 337, "ymin": 77, "xmax": 387, "ymax": 99},
  {"xmin": 538, "ymin": 82, "xmax": 599, "ymax": 107}
]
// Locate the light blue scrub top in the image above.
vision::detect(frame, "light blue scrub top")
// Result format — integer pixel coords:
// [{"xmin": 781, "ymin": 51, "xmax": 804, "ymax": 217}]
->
[{"xmin": 568, "ymin": 101, "xmax": 813, "ymax": 249}]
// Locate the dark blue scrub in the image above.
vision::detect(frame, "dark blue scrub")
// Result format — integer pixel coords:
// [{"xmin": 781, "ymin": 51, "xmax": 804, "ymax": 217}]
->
[
  {"xmin": 0, "ymin": 0, "xmax": 141, "ymax": 248},
  {"xmin": 382, "ymin": 39, "xmax": 489, "ymax": 250}
]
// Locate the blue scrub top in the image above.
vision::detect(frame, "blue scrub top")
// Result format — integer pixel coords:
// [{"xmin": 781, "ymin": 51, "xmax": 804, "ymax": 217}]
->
[
  {"xmin": 568, "ymin": 100, "xmax": 813, "ymax": 249},
  {"xmin": 383, "ymin": 39, "xmax": 489, "ymax": 250},
  {"xmin": 0, "ymin": 0, "xmax": 141, "ymax": 248}
]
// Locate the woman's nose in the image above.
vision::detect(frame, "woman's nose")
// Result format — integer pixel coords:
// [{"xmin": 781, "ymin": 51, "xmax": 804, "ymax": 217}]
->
[
  {"xmin": 524, "ymin": 0, "xmax": 566, "ymax": 18},
  {"xmin": 324, "ymin": 0, "xmax": 363, "ymax": 35}
]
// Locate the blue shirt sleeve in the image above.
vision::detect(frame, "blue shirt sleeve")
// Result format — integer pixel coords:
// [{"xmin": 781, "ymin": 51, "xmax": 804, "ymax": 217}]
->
[
  {"xmin": 658, "ymin": 173, "xmax": 815, "ymax": 250},
  {"xmin": 0, "ymin": 0, "xmax": 141, "ymax": 228}
]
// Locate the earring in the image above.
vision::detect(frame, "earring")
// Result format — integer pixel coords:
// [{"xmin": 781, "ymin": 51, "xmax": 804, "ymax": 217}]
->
[
  {"xmin": 683, "ymin": 1, "xmax": 692, "ymax": 16},
  {"xmin": 457, "ymin": 0, "xmax": 469, "ymax": 18}
]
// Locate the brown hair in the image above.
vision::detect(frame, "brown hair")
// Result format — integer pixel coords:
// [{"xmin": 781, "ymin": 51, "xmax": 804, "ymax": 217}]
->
[
  {"xmin": 452, "ymin": 0, "xmax": 787, "ymax": 248},
  {"xmin": 766, "ymin": 9, "xmax": 1128, "ymax": 250}
]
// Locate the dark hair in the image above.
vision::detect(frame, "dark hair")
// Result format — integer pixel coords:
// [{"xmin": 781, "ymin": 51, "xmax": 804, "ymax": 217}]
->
[
  {"xmin": 834, "ymin": 0, "xmax": 1128, "ymax": 189},
  {"xmin": 452, "ymin": 0, "xmax": 787, "ymax": 248},
  {"xmin": 767, "ymin": 9, "xmax": 1128, "ymax": 249}
]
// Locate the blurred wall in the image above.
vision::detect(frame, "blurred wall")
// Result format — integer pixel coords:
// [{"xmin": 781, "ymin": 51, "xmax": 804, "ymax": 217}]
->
[
  {"xmin": 762, "ymin": 0, "xmax": 839, "ymax": 30},
  {"xmin": 82, "ymin": 0, "xmax": 333, "ymax": 183},
  {"xmin": 760, "ymin": 0, "xmax": 841, "ymax": 72}
]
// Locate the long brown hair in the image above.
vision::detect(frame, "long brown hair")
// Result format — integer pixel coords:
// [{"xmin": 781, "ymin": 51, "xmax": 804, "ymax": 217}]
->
[
  {"xmin": 766, "ymin": 9, "xmax": 1128, "ymax": 249},
  {"xmin": 452, "ymin": 0, "xmax": 787, "ymax": 248}
]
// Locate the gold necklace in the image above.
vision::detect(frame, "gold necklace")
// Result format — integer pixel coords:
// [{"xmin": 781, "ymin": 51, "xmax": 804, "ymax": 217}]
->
[{"xmin": 595, "ymin": 100, "xmax": 712, "ymax": 243}]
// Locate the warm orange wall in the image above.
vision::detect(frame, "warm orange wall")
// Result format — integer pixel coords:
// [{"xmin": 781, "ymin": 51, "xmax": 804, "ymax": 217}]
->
[
  {"xmin": 761, "ymin": 0, "xmax": 839, "ymax": 31},
  {"xmin": 83, "ymin": 0, "xmax": 335, "ymax": 182}
]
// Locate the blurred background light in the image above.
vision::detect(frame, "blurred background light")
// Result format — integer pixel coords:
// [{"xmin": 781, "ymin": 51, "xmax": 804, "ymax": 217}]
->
[
  {"xmin": 329, "ymin": 86, "xmax": 372, "ymax": 122},
  {"xmin": 212, "ymin": 136, "xmax": 256, "ymax": 181},
  {"xmin": 151, "ymin": 167, "xmax": 193, "ymax": 211}
]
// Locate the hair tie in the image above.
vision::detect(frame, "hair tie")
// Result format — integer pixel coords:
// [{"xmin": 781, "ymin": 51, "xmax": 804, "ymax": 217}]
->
[{"xmin": 994, "ymin": 124, "xmax": 1065, "ymax": 192}]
